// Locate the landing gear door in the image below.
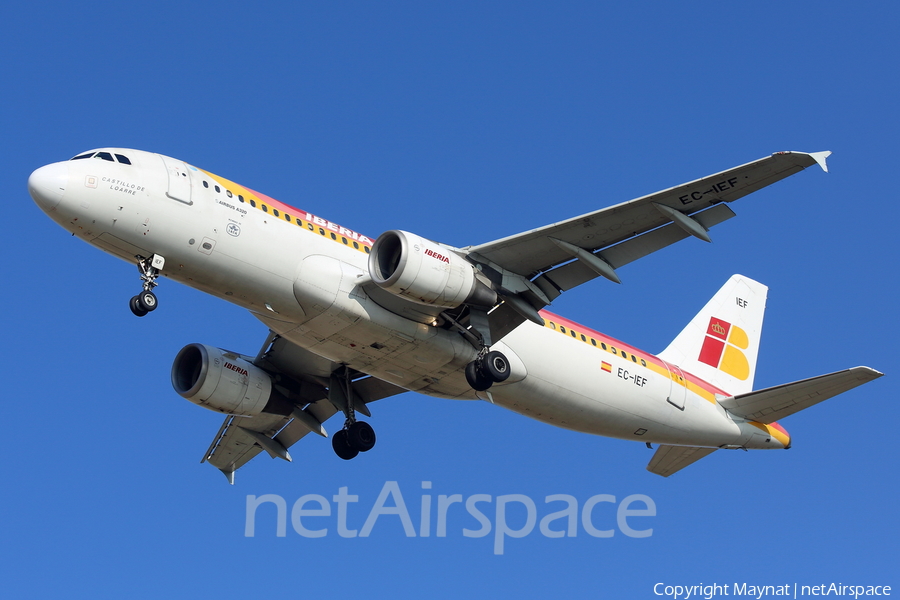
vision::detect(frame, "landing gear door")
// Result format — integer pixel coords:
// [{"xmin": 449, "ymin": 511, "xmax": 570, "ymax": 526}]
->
[
  {"xmin": 663, "ymin": 360, "xmax": 687, "ymax": 410},
  {"xmin": 159, "ymin": 154, "xmax": 193, "ymax": 205}
]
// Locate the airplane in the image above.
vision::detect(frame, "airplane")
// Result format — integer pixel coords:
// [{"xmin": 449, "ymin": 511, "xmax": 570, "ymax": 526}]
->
[{"xmin": 28, "ymin": 148, "xmax": 882, "ymax": 482}]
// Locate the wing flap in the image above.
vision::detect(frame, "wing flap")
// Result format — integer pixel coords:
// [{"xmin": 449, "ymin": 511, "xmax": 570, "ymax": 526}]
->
[
  {"xmin": 719, "ymin": 366, "xmax": 883, "ymax": 423},
  {"xmin": 537, "ymin": 203, "xmax": 736, "ymax": 292},
  {"xmin": 205, "ymin": 413, "xmax": 290, "ymax": 476},
  {"xmin": 274, "ymin": 400, "xmax": 339, "ymax": 449},
  {"xmin": 647, "ymin": 445, "xmax": 718, "ymax": 477}
]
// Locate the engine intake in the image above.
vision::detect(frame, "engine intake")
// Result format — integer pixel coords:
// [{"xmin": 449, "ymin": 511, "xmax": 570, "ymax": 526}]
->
[
  {"xmin": 171, "ymin": 343, "xmax": 288, "ymax": 416},
  {"xmin": 368, "ymin": 230, "xmax": 496, "ymax": 309}
]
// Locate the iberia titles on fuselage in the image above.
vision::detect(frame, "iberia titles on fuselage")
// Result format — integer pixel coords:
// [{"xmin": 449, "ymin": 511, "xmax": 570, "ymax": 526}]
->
[{"xmin": 28, "ymin": 147, "xmax": 881, "ymax": 479}]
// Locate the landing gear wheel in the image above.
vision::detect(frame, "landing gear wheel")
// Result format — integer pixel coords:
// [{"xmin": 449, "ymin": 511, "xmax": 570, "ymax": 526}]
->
[
  {"xmin": 137, "ymin": 290, "xmax": 158, "ymax": 312},
  {"xmin": 465, "ymin": 360, "xmax": 493, "ymax": 391},
  {"xmin": 332, "ymin": 429, "xmax": 360, "ymax": 460},
  {"xmin": 130, "ymin": 255, "xmax": 162, "ymax": 318},
  {"xmin": 481, "ymin": 351, "xmax": 510, "ymax": 383},
  {"xmin": 129, "ymin": 296, "xmax": 148, "ymax": 317},
  {"xmin": 347, "ymin": 421, "xmax": 376, "ymax": 452}
]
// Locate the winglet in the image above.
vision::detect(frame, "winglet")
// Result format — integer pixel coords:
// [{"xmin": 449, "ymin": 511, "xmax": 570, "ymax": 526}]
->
[
  {"xmin": 808, "ymin": 151, "xmax": 831, "ymax": 173},
  {"xmin": 220, "ymin": 469, "xmax": 235, "ymax": 485}
]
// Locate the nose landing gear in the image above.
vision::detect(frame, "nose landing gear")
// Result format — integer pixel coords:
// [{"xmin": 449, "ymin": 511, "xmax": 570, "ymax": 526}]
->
[{"xmin": 129, "ymin": 254, "xmax": 164, "ymax": 317}]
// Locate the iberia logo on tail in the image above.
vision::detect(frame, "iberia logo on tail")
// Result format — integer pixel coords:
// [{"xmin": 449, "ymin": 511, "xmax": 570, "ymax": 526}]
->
[{"xmin": 698, "ymin": 317, "xmax": 750, "ymax": 380}]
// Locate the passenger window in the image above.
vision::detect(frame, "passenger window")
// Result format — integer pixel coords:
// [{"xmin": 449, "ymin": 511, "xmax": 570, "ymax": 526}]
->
[
  {"xmin": 262, "ymin": 205, "xmax": 268, "ymax": 213},
  {"xmin": 364, "ymin": 247, "xmax": 370, "ymax": 253},
  {"xmin": 273, "ymin": 209, "xmax": 279, "ymax": 217},
  {"xmin": 250, "ymin": 199, "xmax": 256, "ymax": 207},
  {"xmin": 203, "ymin": 181, "xmax": 209, "ymax": 188},
  {"xmin": 238, "ymin": 195, "xmax": 244, "ymax": 202},
  {"xmin": 284, "ymin": 214, "xmax": 291, "ymax": 222},
  {"xmin": 570, "ymin": 330, "xmax": 577, "ymax": 338},
  {"xmin": 601, "ymin": 343, "xmax": 607, "ymax": 350},
  {"xmin": 330, "ymin": 232, "xmax": 337, "ymax": 240},
  {"xmin": 632, "ymin": 355, "xmax": 637, "ymax": 363},
  {"xmin": 71, "ymin": 152, "xmax": 94, "ymax": 160},
  {"xmin": 580, "ymin": 334, "xmax": 587, "ymax": 342},
  {"xmin": 114, "ymin": 154, "xmax": 131, "ymax": 165},
  {"xmin": 226, "ymin": 190, "xmax": 233, "ymax": 198},
  {"xmin": 353, "ymin": 241, "xmax": 359, "ymax": 249},
  {"xmin": 342, "ymin": 237, "xmax": 348, "ymax": 245},
  {"xmin": 95, "ymin": 152, "xmax": 114, "ymax": 162},
  {"xmin": 591, "ymin": 338, "xmax": 597, "ymax": 346},
  {"xmin": 560, "ymin": 327, "xmax": 567, "ymax": 334},
  {"xmin": 215, "ymin": 185, "xmax": 221, "ymax": 193}
]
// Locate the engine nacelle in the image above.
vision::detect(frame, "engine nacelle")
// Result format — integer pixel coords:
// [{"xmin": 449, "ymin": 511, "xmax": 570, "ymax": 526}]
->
[
  {"xmin": 171, "ymin": 343, "xmax": 277, "ymax": 417},
  {"xmin": 368, "ymin": 230, "xmax": 496, "ymax": 309}
]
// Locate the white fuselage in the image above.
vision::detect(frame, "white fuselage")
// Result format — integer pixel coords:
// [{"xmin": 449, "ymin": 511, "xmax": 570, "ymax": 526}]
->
[{"xmin": 28, "ymin": 148, "xmax": 787, "ymax": 451}]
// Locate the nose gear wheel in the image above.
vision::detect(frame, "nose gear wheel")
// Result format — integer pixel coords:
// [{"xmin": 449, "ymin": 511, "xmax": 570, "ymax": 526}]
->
[{"xmin": 129, "ymin": 255, "xmax": 163, "ymax": 317}]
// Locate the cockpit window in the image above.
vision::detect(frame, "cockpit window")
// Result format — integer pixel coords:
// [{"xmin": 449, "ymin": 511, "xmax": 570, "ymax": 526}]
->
[
  {"xmin": 71, "ymin": 152, "xmax": 95, "ymax": 160},
  {"xmin": 95, "ymin": 152, "xmax": 115, "ymax": 162},
  {"xmin": 114, "ymin": 154, "xmax": 132, "ymax": 165}
]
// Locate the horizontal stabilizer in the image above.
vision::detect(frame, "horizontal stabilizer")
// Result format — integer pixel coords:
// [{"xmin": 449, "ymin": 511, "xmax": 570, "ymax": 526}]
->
[
  {"xmin": 647, "ymin": 445, "xmax": 717, "ymax": 477},
  {"xmin": 719, "ymin": 366, "xmax": 883, "ymax": 424}
]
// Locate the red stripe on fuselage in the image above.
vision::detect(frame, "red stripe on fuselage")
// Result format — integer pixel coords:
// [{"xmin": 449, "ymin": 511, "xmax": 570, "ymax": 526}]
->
[{"xmin": 539, "ymin": 309, "xmax": 731, "ymax": 398}]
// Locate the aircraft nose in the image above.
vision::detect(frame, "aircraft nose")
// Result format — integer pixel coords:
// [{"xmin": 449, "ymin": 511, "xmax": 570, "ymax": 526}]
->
[{"xmin": 28, "ymin": 162, "xmax": 69, "ymax": 211}]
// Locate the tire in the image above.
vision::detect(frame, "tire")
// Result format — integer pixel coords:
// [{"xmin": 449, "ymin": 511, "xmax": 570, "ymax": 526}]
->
[
  {"xmin": 481, "ymin": 351, "xmax": 511, "ymax": 383},
  {"xmin": 138, "ymin": 291, "xmax": 158, "ymax": 312},
  {"xmin": 465, "ymin": 360, "xmax": 492, "ymax": 391},
  {"xmin": 129, "ymin": 296, "xmax": 148, "ymax": 317},
  {"xmin": 332, "ymin": 429, "xmax": 359, "ymax": 460},
  {"xmin": 347, "ymin": 421, "xmax": 376, "ymax": 452}
]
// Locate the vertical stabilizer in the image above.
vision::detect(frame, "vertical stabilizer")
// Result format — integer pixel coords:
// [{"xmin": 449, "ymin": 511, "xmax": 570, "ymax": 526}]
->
[{"xmin": 657, "ymin": 275, "xmax": 768, "ymax": 396}]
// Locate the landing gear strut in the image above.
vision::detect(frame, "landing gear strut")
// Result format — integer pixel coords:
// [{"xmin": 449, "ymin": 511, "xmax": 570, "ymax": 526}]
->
[
  {"xmin": 330, "ymin": 368, "xmax": 377, "ymax": 460},
  {"xmin": 129, "ymin": 254, "xmax": 164, "ymax": 317},
  {"xmin": 440, "ymin": 308, "xmax": 513, "ymax": 392}
]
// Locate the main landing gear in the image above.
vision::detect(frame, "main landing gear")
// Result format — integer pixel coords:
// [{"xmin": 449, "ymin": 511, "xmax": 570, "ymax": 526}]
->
[
  {"xmin": 440, "ymin": 307, "xmax": 512, "ymax": 392},
  {"xmin": 332, "ymin": 421, "xmax": 376, "ymax": 460},
  {"xmin": 129, "ymin": 254, "xmax": 164, "ymax": 317},
  {"xmin": 329, "ymin": 368, "xmax": 377, "ymax": 460},
  {"xmin": 465, "ymin": 349, "xmax": 511, "ymax": 391}
]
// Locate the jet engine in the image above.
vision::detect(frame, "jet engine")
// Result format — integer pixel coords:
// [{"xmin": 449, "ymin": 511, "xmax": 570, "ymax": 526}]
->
[
  {"xmin": 368, "ymin": 230, "xmax": 496, "ymax": 309},
  {"xmin": 171, "ymin": 343, "xmax": 289, "ymax": 417}
]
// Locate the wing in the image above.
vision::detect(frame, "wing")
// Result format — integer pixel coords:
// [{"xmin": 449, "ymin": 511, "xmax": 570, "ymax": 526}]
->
[
  {"xmin": 358, "ymin": 152, "xmax": 830, "ymax": 345},
  {"xmin": 718, "ymin": 366, "xmax": 883, "ymax": 424},
  {"xmin": 464, "ymin": 151, "xmax": 830, "ymax": 311},
  {"xmin": 201, "ymin": 333, "xmax": 407, "ymax": 483}
]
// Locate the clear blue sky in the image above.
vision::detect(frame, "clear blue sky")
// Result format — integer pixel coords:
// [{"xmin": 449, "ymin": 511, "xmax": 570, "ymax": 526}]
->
[{"xmin": 3, "ymin": 2, "xmax": 897, "ymax": 597}]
